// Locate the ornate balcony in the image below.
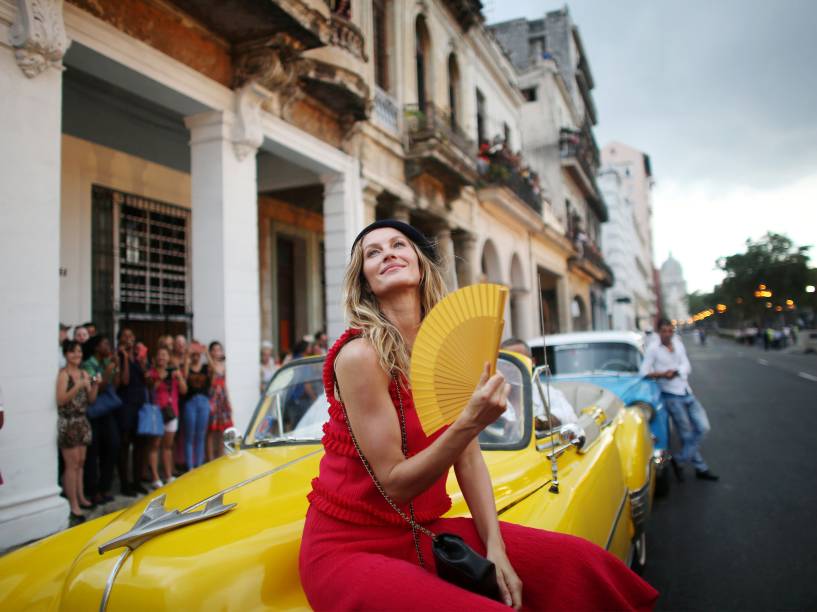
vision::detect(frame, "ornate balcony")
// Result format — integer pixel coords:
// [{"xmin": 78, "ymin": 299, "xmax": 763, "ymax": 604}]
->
[
  {"xmin": 566, "ymin": 229, "xmax": 614, "ymax": 287},
  {"xmin": 373, "ymin": 86, "xmax": 400, "ymax": 134},
  {"xmin": 559, "ymin": 125, "xmax": 608, "ymax": 221},
  {"xmin": 296, "ymin": 11, "xmax": 369, "ymax": 120},
  {"xmin": 404, "ymin": 103, "xmax": 478, "ymax": 198},
  {"xmin": 477, "ymin": 146, "xmax": 543, "ymax": 214}
]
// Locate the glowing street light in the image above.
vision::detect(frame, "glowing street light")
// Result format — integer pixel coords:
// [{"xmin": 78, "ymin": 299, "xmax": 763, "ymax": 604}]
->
[{"xmin": 807, "ymin": 285, "xmax": 816, "ymax": 294}]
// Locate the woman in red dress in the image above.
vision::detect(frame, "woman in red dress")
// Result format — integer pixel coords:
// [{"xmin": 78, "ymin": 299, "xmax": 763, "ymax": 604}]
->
[{"xmin": 300, "ymin": 220, "xmax": 658, "ymax": 610}]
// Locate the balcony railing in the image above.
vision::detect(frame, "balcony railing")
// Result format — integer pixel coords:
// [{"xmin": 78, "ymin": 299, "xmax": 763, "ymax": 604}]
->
[
  {"xmin": 404, "ymin": 103, "xmax": 477, "ymax": 159},
  {"xmin": 559, "ymin": 126, "xmax": 599, "ymax": 183},
  {"xmin": 373, "ymin": 86, "xmax": 399, "ymax": 134},
  {"xmin": 477, "ymin": 146, "xmax": 543, "ymax": 213}
]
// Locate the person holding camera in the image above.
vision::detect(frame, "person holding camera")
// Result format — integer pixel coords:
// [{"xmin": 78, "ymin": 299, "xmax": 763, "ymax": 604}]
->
[
  {"xmin": 146, "ymin": 347, "xmax": 187, "ymax": 488},
  {"xmin": 57, "ymin": 340, "xmax": 96, "ymax": 523},
  {"xmin": 82, "ymin": 336, "xmax": 121, "ymax": 506},
  {"xmin": 640, "ymin": 318, "xmax": 718, "ymax": 482}
]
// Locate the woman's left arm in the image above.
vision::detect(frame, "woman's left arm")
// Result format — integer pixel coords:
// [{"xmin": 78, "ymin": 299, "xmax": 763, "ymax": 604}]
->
[{"xmin": 455, "ymin": 440, "xmax": 522, "ymax": 609}]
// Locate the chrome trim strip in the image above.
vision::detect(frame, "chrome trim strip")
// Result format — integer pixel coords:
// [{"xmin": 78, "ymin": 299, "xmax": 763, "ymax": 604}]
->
[
  {"xmin": 181, "ymin": 448, "xmax": 322, "ymax": 513},
  {"xmin": 100, "ymin": 549, "xmax": 130, "ymax": 612},
  {"xmin": 604, "ymin": 492, "xmax": 628, "ymax": 551}
]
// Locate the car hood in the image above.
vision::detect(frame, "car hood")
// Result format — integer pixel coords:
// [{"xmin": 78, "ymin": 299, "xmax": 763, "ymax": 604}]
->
[
  {"xmin": 60, "ymin": 444, "xmax": 324, "ymax": 611},
  {"xmin": 30, "ymin": 441, "xmax": 546, "ymax": 611}
]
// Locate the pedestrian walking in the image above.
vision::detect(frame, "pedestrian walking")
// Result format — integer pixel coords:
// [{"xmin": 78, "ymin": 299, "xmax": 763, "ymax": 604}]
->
[
  {"xmin": 206, "ymin": 341, "xmax": 233, "ymax": 461},
  {"xmin": 183, "ymin": 341, "xmax": 211, "ymax": 469},
  {"xmin": 82, "ymin": 335, "xmax": 121, "ymax": 505},
  {"xmin": 57, "ymin": 340, "xmax": 96, "ymax": 523},
  {"xmin": 146, "ymin": 347, "xmax": 187, "ymax": 488},
  {"xmin": 115, "ymin": 327, "xmax": 148, "ymax": 496},
  {"xmin": 640, "ymin": 318, "xmax": 718, "ymax": 481}
]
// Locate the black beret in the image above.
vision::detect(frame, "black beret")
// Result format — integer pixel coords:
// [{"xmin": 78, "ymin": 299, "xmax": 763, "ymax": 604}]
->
[{"xmin": 351, "ymin": 219, "xmax": 437, "ymax": 263}]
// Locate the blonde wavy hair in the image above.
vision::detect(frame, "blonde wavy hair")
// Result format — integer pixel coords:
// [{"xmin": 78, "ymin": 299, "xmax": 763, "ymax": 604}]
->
[{"xmin": 343, "ymin": 236, "xmax": 447, "ymax": 379}]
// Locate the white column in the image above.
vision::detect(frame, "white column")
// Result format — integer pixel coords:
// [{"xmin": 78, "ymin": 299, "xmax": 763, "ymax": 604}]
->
[
  {"xmin": 322, "ymin": 167, "xmax": 364, "ymax": 343},
  {"xmin": 0, "ymin": 0, "xmax": 72, "ymax": 548},
  {"xmin": 436, "ymin": 229, "xmax": 458, "ymax": 292},
  {"xmin": 185, "ymin": 86, "xmax": 267, "ymax": 431}
]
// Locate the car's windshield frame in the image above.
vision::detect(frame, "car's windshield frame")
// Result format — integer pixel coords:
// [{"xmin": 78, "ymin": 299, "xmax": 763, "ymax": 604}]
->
[
  {"xmin": 243, "ymin": 353, "xmax": 533, "ymax": 451},
  {"xmin": 532, "ymin": 341, "xmax": 644, "ymax": 376}
]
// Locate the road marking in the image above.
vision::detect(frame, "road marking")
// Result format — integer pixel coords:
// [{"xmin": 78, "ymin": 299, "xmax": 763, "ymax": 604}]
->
[
  {"xmin": 798, "ymin": 372, "xmax": 817, "ymax": 382},
  {"xmin": 757, "ymin": 359, "xmax": 769, "ymax": 366}
]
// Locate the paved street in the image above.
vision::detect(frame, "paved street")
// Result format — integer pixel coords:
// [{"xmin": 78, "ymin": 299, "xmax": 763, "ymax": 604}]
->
[{"xmin": 644, "ymin": 335, "xmax": 817, "ymax": 610}]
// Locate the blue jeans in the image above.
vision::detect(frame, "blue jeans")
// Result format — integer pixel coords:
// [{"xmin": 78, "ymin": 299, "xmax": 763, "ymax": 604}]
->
[
  {"xmin": 662, "ymin": 392, "xmax": 711, "ymax": 472},
  {"xmin": 183, "ymin": 394, "xmax": 210, "ymax": 469}
]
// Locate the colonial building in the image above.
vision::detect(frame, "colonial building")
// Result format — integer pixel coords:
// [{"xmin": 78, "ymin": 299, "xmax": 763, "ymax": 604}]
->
[
  {"xmin": 660, "ymin": 254, "xmax": 690, "ymax": 324},
  {"xmin": 600, "ymin": 142, "xmax": 658, "ymax": 331},
  {"xmin": 0, "ymin": 0, "xmax": 614, "ymax": 548},
  {"xmin": 490, "ymin": 8, "xmax": 612, "ymax": 333}
]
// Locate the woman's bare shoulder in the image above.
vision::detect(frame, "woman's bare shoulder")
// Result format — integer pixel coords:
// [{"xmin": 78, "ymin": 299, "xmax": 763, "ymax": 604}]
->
[{"xmin": 336, "ymin": 337, "xmax": 379, "ymax": 368}]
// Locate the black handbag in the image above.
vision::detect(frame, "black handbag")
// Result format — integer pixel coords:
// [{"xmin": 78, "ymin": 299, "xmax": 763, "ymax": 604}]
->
[{"xmin": 334, "ymin": 368, "xmax": 502, "ymax": 602}]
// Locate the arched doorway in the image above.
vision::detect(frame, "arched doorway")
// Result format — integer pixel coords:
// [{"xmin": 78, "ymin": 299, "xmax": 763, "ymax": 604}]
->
[
  {"xmin": 571, "ymin": 295, "xmax": 588, "ymax": 331},
  {"xmin": 480, "ymin": 239, "xmax": 502, "ymax": 284},
  {"xmin": 509, "ymin": 253, "xmax": 526, "ymax": 338}
]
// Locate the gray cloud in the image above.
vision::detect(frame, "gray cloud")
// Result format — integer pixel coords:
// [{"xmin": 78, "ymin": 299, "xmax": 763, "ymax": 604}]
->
[{"xmin": 487, "ymin": 0, "xmax": 817, "ymax": 190}]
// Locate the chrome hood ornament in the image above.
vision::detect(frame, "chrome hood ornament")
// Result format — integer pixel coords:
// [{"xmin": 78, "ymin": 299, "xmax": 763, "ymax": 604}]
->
[
  {"xmin": 97, "ymin": 494, "xmax": 235, "ymax": 612},
  {"xmin": 98, "ymin": 493, "xmax": 236, "ymax": 554}
]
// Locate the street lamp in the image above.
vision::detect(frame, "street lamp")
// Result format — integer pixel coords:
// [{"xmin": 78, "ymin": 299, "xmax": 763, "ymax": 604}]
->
[{"xmin": 807, "ymin": 285, "xmax": 816, "ymax": 294}]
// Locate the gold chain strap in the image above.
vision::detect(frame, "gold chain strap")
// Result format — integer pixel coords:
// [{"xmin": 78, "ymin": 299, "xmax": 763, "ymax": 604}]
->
[{"xmin": 333, "ymin": 368, "xmax": 436, "ymax": 568}]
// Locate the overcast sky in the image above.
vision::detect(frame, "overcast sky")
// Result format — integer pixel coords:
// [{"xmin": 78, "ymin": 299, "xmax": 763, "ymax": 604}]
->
[{"xmin": 485, "ymin": 0, "xmax": 817, "ymax": 293}]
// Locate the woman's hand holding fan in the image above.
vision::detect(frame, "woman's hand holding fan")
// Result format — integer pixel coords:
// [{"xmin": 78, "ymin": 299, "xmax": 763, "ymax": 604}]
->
[{"xmin": 459, "ymin": 362, "xmax": 511, "ymax": 431}]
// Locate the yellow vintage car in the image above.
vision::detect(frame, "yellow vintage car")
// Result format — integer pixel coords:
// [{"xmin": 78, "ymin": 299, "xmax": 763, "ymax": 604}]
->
[{"xmin": 0, "ymin": 352, "xmax": 655, "ymax": 610}]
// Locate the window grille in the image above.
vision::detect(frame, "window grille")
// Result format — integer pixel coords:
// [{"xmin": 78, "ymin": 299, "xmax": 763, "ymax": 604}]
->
[{"xmin": 91, "ymin": 185, "xmax": 191, "ymax": 331}]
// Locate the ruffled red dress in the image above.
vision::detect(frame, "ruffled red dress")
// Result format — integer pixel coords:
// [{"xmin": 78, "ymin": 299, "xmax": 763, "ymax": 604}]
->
[{"xmin": 300, "ymin": 329, "xmax": 658, "ymax": 611}]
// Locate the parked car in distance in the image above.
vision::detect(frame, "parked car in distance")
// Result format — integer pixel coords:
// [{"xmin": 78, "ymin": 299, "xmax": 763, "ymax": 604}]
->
[
  {"xmin": 527, "ymin": 331, "xmax": 672, "ymax": 497},
  {"xmin": 0, "ymin": 351, "xmax": 655, "ymax": 610}
]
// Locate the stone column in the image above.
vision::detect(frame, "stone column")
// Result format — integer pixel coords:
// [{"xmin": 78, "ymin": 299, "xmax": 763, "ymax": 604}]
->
[
  {"xmin": 557, "ymin": 276, "xmax": 572, "ymax": 332},
  {"xmin": 453, "ymin": 232, "xmax": 478, "ymax": 287},
  {"xmin": 436, "ymin": 228, "xmax": 458, "ymax": 291},
  {"xmin": 322, "ymin": 169, "xmax": 364, "ymax": 343},
  {"xmin": 362, "ymin": 184, "xmax": 379, "ymax": 226},
  {"xmin": 184, "ymin": 83, "xmax": 269, "ymax": 430},
  {"xmin": 0, "ymin": 0, "xmax": 72, "ymax": 548}
]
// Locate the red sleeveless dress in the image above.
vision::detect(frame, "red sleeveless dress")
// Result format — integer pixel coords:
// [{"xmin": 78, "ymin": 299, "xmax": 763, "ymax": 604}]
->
[{"xmin": 300, "ymin": 329, "xmax": 658, "ymax": 611}]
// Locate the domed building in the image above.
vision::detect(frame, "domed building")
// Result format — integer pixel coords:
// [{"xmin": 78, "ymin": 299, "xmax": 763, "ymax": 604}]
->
[{"xmin": 660, "ymin": 254, "xmax": 690, "ymax": 323}]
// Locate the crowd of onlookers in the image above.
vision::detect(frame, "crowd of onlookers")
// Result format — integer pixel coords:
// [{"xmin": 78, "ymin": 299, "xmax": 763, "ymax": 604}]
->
[
  {"xmin": 734, "ymin": 324, "xmax": 799, "ymax": 350},
  {"xmin": 57, "ymin": 321, "xmax": 328, "ymax": 525}
]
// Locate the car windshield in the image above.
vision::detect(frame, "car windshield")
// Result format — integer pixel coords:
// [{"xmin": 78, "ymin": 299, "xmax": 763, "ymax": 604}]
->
[
  {"xmin": 246, "ymin": 355, "xmax": 529, "ymax": 448},
  {"xmin": 538, "ymin": 342, "xmax": 642, "ymax": 375},
  {"xmin": 246, "ymin": 359, "xmax": 326, "ymax": 445}
]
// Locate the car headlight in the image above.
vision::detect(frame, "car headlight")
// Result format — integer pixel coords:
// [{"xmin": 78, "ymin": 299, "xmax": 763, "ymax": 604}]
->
[{"xmin": 628, "ymin": 401, "xmax": 655, "ymax": 422}]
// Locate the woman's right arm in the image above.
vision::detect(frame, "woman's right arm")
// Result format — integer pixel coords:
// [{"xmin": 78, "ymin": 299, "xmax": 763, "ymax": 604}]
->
[{"xmin": 335, "ymin": 341, "xmax": 509, "ymax": 505}]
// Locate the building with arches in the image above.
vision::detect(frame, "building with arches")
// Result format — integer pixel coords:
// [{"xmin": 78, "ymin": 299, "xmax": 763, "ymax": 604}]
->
[{"xmin": 0, "ymin": 0, "xmax": 612, "ymax": 548}]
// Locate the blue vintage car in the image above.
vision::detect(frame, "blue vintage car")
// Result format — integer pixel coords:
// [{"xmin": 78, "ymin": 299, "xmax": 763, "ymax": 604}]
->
[{"xmin": 528, "ymin": 331, "xmax": 673, "ymax": 496}]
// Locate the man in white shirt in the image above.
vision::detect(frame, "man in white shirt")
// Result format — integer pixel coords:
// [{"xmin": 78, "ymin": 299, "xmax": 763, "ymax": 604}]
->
[{"xmin": 640, "ymin": 319, "xmax": 718, "ymax": 481}]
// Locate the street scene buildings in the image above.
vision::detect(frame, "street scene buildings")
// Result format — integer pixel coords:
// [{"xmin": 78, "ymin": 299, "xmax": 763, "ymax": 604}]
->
[{"xmin": 1, "ymin": 0, "xmax": 656, "ymax": 549}]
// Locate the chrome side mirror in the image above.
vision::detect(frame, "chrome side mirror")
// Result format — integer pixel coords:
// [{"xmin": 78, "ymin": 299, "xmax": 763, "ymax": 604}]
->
[{"xmin": 223, "ymin": 427, "xmax": 243, "ymax": 454}]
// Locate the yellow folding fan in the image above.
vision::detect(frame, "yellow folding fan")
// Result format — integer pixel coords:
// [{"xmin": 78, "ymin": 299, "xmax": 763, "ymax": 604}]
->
[{"xmin": 410, "ymin": 283, "xmax": 509, "ymax": 436}]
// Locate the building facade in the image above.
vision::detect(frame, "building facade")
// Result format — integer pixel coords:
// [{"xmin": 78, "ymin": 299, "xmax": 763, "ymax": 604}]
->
[
  {"xmin": 600, "ymin": 142, "xmax": 657, "ymax": 331},
  {"xmin": 1, "ymin": 0, "xmax": 614, "ymax": 548},
  {"xmin": 660, "ymin": 254, "xmax": 690, "ymax": 324},
  {"xmin": 490, "ymin": 8, "xmax": 612, "ymax": 333}
]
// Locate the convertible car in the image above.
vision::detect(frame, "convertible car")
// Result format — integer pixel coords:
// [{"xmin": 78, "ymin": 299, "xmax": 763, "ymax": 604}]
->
[
  {"xmin": 528, "ymin": 331, "xmax": 673, "ymax": 496},
  {"xmin": 0, "ymin": 351, "xmax": 655, "ymax": 610}
]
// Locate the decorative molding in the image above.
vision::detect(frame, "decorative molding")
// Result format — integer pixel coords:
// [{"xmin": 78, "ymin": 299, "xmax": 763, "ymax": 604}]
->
[
  {"xmin": 9, "ymin": 0, "xmax": 70, "ymax": 78},
  {"xmin": 232, "ymin": 81, "xmax": 273, "ymax": 161}
]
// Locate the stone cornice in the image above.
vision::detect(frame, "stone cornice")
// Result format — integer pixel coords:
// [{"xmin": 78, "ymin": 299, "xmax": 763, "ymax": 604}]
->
[{"xmin": 9, "ymin": 0, "xmax": 70, "ymax": 77}]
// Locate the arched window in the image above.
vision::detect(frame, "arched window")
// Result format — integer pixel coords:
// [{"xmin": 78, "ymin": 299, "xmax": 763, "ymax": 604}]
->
[
  {"xmin": 415, "ymin": 16, "xmax": 432, "ymax": 112},
  {"xmin": 448, "ymin": 53, "xmax": 460, "ymax": 129}
]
